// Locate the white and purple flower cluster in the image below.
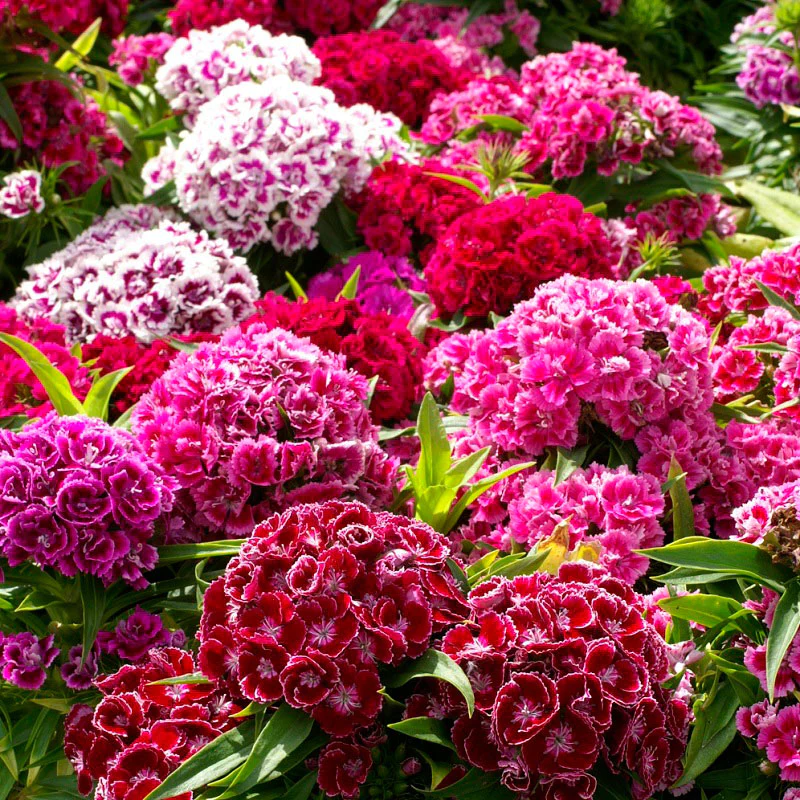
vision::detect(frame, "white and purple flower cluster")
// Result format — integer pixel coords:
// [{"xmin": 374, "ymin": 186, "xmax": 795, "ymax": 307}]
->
[{"xmin": 0, "ymin": 169, "xmax": 45, "ymax": 219}]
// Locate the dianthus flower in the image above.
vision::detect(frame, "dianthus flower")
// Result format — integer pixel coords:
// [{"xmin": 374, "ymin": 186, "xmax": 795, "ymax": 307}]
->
[
  {"xmin": 147, "ymin": 78, "xmax": 408, "ymax": 254},
  {"xmin": 406, "ymin": 563, "xmax": 689, "ymax": 800},
  {"xmin": 0, "ymin": 413, "xmax": 175, "ymax": 588},
  {"xmin": 0, "ymin": 632, "xmax": 59, "ymax": 690},
  {"xmin": 308, "ymin": 251, "xmax": 424, "ymax": 319},
  {"xmin": 0, "ymin": 169, "xmax": 45, "ymax": 218},
  {"xmin": 0, "ymin": 303, "xmax": 92, "ymax": 418},
  {"xmin": 64, "ymin": 648, "xmax": 243, "ymax": 798},
  {"xmin": 0, "ymin": 81, "xmax": 124, "ymax": 196},
  {"xmin": 241, "ymin": 294, "xmax": 426, "ymax": 424},
  {"xmin": 13, "ymin": 216, "xmax": 258, "ymax": 343},
  {"xmin": 110, "ymin": 33, "xmax": 175, "ymax": 87},
  {"xmin": 97, "ymin": 607, "xmax": 178, "ymax": 662},
  {"xmin": 199, "ymin": 501, "xmax": 467, "ymax": 754},
  {"xmin": 425, "ymin": 193, "xmax": 617, "ymax": 318},
  {"xmin": 0, "ymin": 0, "xmax": 126, "ymax": 36},
  {"xmin": 312, "ymin": 30, "xmax": 470, "ymax": 127},
  {"xmin": 132, "ymin": 325, "xmax": 396, "ymax": 539},
  {"xmin": 155, "ymin": 20, "xmax": 320, "ymax": 126},
  {"xmin": 60, "ymin": 645, "xmax": 100, "ymax": 691},
  {"xmin": 353, "ymin": 158, "xmax": 483, "ymax": 263},
  {"xmin": 452, "ymin": 275, "xmax": 714, "ymax": 466},
  {"xmin": 732, "ymin": 479, "xmax": 800, "ymax": 552}
]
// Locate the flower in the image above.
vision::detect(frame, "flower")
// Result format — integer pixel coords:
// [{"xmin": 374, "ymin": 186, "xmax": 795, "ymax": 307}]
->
[
  {"xmin": 12, "ymin": 213, "xmax": 258, "ymax": 343},
  {"xmin": 97, "ymin": 608, "xmax": 177, "ymax": 662},
  {"xmin": 1, "ymin": 0, "xmax": 127, "ymax": 36},
  {"xmin": 0, "ymin": 632, "xmax": 59, "ymax": 689},
  {"xmin": 61, "ymin": 646, "xmax": 100, "ymax": 691},
  {"xmin": 110, "ymin": 34, "xmax": 175, "ymax": 87},
  {"xmin": 146, "ymin": 78, "xmax": 409, "ymax": 254},
  {"xmin": 0, "ymin": 170, "xmax": 45, "ymax": 218},
  {"xmin": 132, "ymin": 325, "xmax": 396, "ymax": 540},
  {"xmin": 0, "ymin": 413, "xmax": 175, "ymax": 588},
  {"xmin": 318, "ymin": 742, "xmax": 373, "ymax": 798}
]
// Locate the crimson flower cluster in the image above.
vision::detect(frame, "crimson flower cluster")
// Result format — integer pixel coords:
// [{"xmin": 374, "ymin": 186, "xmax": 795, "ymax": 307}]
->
[
  {"xmin": 425, "ymin": 193, "xmax": 617, "ymax": 319},
  {"xmin": 407, "ymin": 564, "xmax": 689, "ymax": 800},
  {"xmin": 313, "ymin": 30, "xmax": 470, "ymax": 127},
  {"xmin": 0, "ymin": 413, "xmax": 175, "ymax": 589},
  {"xmin": 0, "ymin": 0, "xmax": 127, "ymax": 36},
  {"xmin": 198, "ymin": 501, "xmax": 467, "ymax": 751},
  {"xmin": 64, "ymin": 648, "xmax": 242, "ymax": 800},
  {"xmin": 242, "ymin": 294, "xmax": 426, "ymax": 424}
]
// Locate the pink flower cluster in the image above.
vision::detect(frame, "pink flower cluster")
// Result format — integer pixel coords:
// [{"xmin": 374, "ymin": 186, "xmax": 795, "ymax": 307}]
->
[
  {"xmin": 199, "ymin": 501, "xmax": 466, "ymax": 764},
  {"xmin": 110, "ymin": 33, "xmax": 175, "ymax": 87},
  {"xmin": 148, "ymin": 78, "xmax": 408, "ymax": 253},
  {"xmin": 312, "ymin": 30, "xmax": 471, "ymax": 127},
  {"xmin": 409, "ymin": 564, "xmax": 689, "ymax": 800},
  {"xmin": 64, "ymin": 648, "xmax": 243, "ymax": 799},
  {"xmin": 0, "ymin": 0, "xmax": 127, "ymax": 36},
  {"xmin": 13, "ymin": 215, "xmax": 258, "ymax": 343},
  {"xmin": 732, "ymin": 5, "xmax": 800, "ymax": 109},
  {"xmin": 451, "ymin": 275, "xmax": 713, "ymax": 460},
  {"xmin": 0, "ymin": 413, "xmax": 175, "ymax": 589},
  {"xmin": 0, "ymin": 169, "xmax": 45, "ymax": 219},
  {"xmin": 425, "ymin": 193, "xmax": 618, "ymax": 318},
  {"xmin": 0, "ymin": 81, "xmax": 124, "ymax": 196},
  {"xmin": 155, "ymin": 20, "xmax": 320, "ymax": 126},
  {"xmin": 732, "ymin": 479, "xmax": 800, "ymax": 548},
  {"xmin": 0, "ymin": 632, "xmax": 59, "ymax": 690},
  {"xmin": 308, "ymin": 251, "xmax": 424, "ymax": 319},
  {"xmin": 132, "ymin": 325, "xmax": 396, "ymax": 540}
]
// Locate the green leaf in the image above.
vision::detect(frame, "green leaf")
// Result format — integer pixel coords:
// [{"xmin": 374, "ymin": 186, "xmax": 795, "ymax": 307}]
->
[
  {"xmin": 142, "ymin": 179, "xmax": 177, "ymax": 207},
  {"xmin": 766, "ymin": 577, "xmax": 800, "ymax": 701},
  {"xmin": 478, "ymin": 114, "xmax": 529, "ymax": 133},
  {"xmin": 78, "ymin": 575, "xmax": 106, "ymax": 666},
  {"xmin": 371, "ymin": 0, "xmax": 402, "ymax": 28},
  {"xmin": 218, "ymin": 705, "xmax": 313, "ymax": 796},
  {"xmin": 148, "ymin": 673, "xmax": 212, "ymax": 686},
  {"xmin": 667, "ymin": 456, "xmax": 695, "ymax": 540},
  {"xmin": 157, "ymin": 541, "xmax": 244, "ymax": 564},
  {"xmin": 553, "ymin": 445, "xmax": 588, "ymax": 487},
  {"xmin": 426, "ymin": 768, "xmax": 513, "ymax": 800},
  {"xmin": 136, "ymin": 116, "xmax": 180, "ymax": 140},
  {"xmin": 657, "ymin": 594, "xmax": 744, "ymax": 628},
  {"xmin": 0, "ymin": 334, "xmax": 84, "ymax": 416},
  {"xmin": 284, "ymin": 272, "xmax": 308, "ymax": 301},
  {"xmin": 388, "ymin": 717, "xmax": 455, "ymax": 750},
  {"xmin": 384, "ymin": 649, "xmax": 475, "ymax": 717},
  {"xmin": 336, "ymin": 265, "xmax": 361, "ymax": 301},
  {"xmin": 143, "ymin": 720, "xmax": 256, "ymax": 800},
  {"xmin": 754, "ymin": 280, "xmax": 800, "ymax": 320},
  {"xmin": 735, "ymin": 341, "xmax": 789, "ymax": 354},
  {"xmin": 416, "ymin": 393, "xmax": 451, "ymax": 488},
  {"xmin": 423, "ymin": 172, "xmax": 487, "ymax": 202},
  {"xmin": 54, "ymin": 17, "xmax": 101, "ymax": 71},
  {"xmin": 0, "ymin": 84, "xmax": 22, "ymax": 144},
  {"xmin": 735, "ymin": 180, "xmax": 800, "ymax": 235},
  {"xmin": 83, "ymin": 367, "xmax": 132, "ymax": 421},
  {"xmin": 168, "ymin": 338, "xmax": 202, "ymax": 354},
  {"xmin": 443, "ymin": 447, "xmax": 490, "ymax": 490},
  {"xmin": 279, "ymin": 772, "xmax": 318, "ymax": 800}
]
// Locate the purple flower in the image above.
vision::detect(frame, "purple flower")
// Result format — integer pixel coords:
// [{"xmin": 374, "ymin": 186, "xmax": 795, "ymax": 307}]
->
[
  {"xmin": 97, "ymin": 608, "xmax": 173, "ymax": 662},
  {"xmin": 60, "ymin": 645, "xmax": 100, "ymax": 690},
  {"xmin": 0, "ymin": 632, "xmax": 59, "ymax": 690}
]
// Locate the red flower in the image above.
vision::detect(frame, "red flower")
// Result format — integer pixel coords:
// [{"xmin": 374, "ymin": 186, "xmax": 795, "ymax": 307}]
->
[
  {"xmin": 317, "ymin": 742, "xmax": 373, "ymax": 798},
  {"xmin": 584, "ymin": 640, "xmax": 647, "ymax": 706},
  {"xmin": 493, "ymin": 674, "xmax": 559, "ymax": 745},
  {"xmin": 93, "ymin": 694, "xmax": 145, "ymax": 739},
  {"xmin": 104, "ymin": 743, "xmax": 177, "ymax": 800},
  {"xmin": 280, "ymin": 654, "xmax": 340, "ymax": 709},
  {"xmin": 452, "ymin": 713, "xmax": 501, "ymax": 772},
  {"xmin": 238, "ymin": 642, "xmax": 289, "ymax": 703},
  {"xmin": 521, "ymin": 711, "xmax": 599, "ymax": 774},
  {"xmin": 312, "ymin": 660, "xmax": 383, "ymax": 736},
  {"xmin": 237, "ymin": 592, "xmax": 306, "ymax": 652}
]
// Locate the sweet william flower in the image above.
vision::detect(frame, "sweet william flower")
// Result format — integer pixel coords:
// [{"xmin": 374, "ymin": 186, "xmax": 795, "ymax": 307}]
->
[
  {"xmin": 0, "ymin": 632, "xmax": 59, "ymax": 690},
  {"xmin": 317, "ymin": 742, "xmax": 373, "ymax": 798},
  {"xmin": 0, "ymin": 170, "xmax": 45, "ymax": 218}
]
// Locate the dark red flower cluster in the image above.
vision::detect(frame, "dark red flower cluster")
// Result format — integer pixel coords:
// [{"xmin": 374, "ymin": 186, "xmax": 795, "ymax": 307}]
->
[
  {"xmin": 168, "ymin": 0, "xmax": 383, "ymax": 37},
  {"xmin": 425, "ymin": 193, "xmax": 617, "ymax": 319},
  {"xmin": 353, "ymin": 159, "xmax": 483, "ymax": 264},
  {"xmin": 313, "ymin": 31, "xmax": 471, "ymax": 127},
  {"xmin": 64, "ymin": 648, "xmax": 242, "ymax": 799},
  {"xmin": 407, "ymin": 563, "xmax": 689, "ymax": 800},
  {"xmin": 1, "ymin": 0, "xmax": 127, "ymax": 37},
  {"xmin": 242, "ymin": 294, "xmax": 426, "ymax": 424},
  {"xmin": 198, "ymin": 501, "xmax": 467, "ymax": 786},
  {"xmin": 0, "ymin": 81, "xmax": 124, "ymax": 196}
]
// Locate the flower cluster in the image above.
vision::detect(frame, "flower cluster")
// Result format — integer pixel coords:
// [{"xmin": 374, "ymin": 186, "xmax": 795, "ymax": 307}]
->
[
  {"xmin": 132, "ymin": 324, "xmax": 396, "ymax": 539},
  {"xmin": 732, "ymin": 5, "xmax": 800, "ymax": 109},
  {"xmin": 0, "ymin": 170, "xmax": 45, "ymax": 219},
  {"xmin": 110, "ymin": 33, "xmax": 175, "ymax": 87},
  {"xmin": 242, "ymin": 294, "xmax": 426, "ymax": 424},
  {"xmin": 199, "ymin": 501, "xmax": 467, "ymax": 750},
  {"xmin": 308, "ymin": 251, "xmax": 424, "ymax": 319},
  {"xmin": 0, "ymin": 0, "xmax": 127, "ymax": 36},
  {"xmin": 13, "ymin": 217, "xmax": 258, "ymax": 343},
  {"xmin": 0, "ymin": 632, "xmax": 59, "ymax": 690},
  {"xmin": 148, "ymin": 78, "xmax": 408, "ymax": 253},
  {"xmin": 155, "ymin": 20, "xmax": 320, "ymax": 125},
  {"xmin": 0, "ymin": 413, "xmax": 175, "ymax": 588},
  {"xmin": 354, "ymin": 159, "xmax": 483, "ymax": 263},
  {"xmin": 64, "ymin": 648, "xmax": 243, "ymax": 798},
  {"xmin": 312, "ymin": 30, "xmax": 470, "ymax": 127},
  {"xmin": 0, "ymin": 81, "xmax": 124, "ymax": 196},
  {"xmin": 425, "ymin": 193, "xmax": 617, "ymax": 318},
  {"xmin": 409, "ymin": 564, "xmax": 689, "ymax": 800}
]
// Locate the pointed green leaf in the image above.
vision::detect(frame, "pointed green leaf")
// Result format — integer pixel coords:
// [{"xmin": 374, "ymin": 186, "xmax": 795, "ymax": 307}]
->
[
  {"xmin": 148, "ymin": 673, "xmax": 212, "ymax": 687},
  {"xmin": 657, "ymin": 594, "xmax": 744, "ymax": 628},
  {"xmin": 83, "ymin": 367, "xmax": 132, "ymax": 421},
  {"xmin": 553, "ymin": 445, "xmax": 588, "ymax": 487},
  {"xmin": 136, "ymin": 116, "xmax": 180, "ymax": 140},
  {"xmin": 157, "ymin": 541, "xmax": 244, "ymax": 563},
  {"xmin": 736, "ymin": 180, "xmax": 800, "ymax": 235},
  {"xmin": 443, "ymin": 447, "xmax": 490, "ymax": 490},
  {"xmin": 416, "ymin": 393, "xmax": 451, "ymax": 488},
  {"xmin": 336, "ymin": 265, "xmax": 361, "ymax": 301},
  {"xmin": 0, "ymin": 84, "xmax": 22, "ymax": 144},
  {"xmin": 766, "ymin": 577, "xmax": 800, "ymax": 701},
  {"xmin": 755, "ymin": 280, "xmax": 800, "ymax": 320},
  {"xmin": 423, "ymin": 172, "xmax": 487, "ymax": 202},
  {"xmin": 79, "ymin": 575, "xmax": 106, "ymax": 667},
  {"xmin": 279, "ymin": 772, "xmax": 318, "ymax": 800},
  {"xmin": 388, "ymin": 717, "xmax": 455, "ymax": 750},
  {"xmin": 666, "ymin": 456, "xmax": 695, "ymax": 540},
  {"xmin": 55, "ymin": 17, "xmax": 101, "ymax": 71},
  {"xmin": 478, "ymin": 114, "xmax": 529, "ymax": 133},
  {"xmin": 284, "ymin": 272, "xmax": 308, "ymax": 301}
]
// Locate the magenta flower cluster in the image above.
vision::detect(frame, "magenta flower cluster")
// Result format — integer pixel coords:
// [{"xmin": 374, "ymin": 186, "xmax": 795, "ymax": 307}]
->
[
  {"xmin": 0, "ymin": 414, "xmax": 175, "ymax": 589},
  {"xmin": 0, "ymin": 632, "xmax": 59, "ymax": 690},
  {"xmin": 12, "ymin": 213, "xmax": 259, "ymax": 343},
  {"xmin": 132, "ymin": 325, "xmax": 396, "ymax": 540},
  {"xmin": 110, "ymin": 33, "xmax": 175, "ymax": 87},
  {"xmin": 0, "ymin": 170, "xmax": 45, "ymax": 219}
]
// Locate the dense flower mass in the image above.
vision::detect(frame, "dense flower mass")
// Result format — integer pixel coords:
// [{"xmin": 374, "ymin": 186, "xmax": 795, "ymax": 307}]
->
[
  {"xmin": 13, "ymin": 217, "xmax": 258, "ymax": 343},
  {"xmin": 155, "ymin": 20, "xmax": 320, "ymax": 125},
  {"xmin": 147, "ymin": 78, "xmax": 409, "ymax": 253},
  {"xmin": 425, "ymin": 193, "xmax": 618, "ymax": 318},
  {"xmin": 64, "ymin": 648, "xmax": 243, "ymax": 798},
  {"xmin": 0, "ymin": 170, "xmax": 45, "ymax": 219},
  {"xmin": 0, "ymin": 81, "xmax": 124, "ymax": 196},
  {"xmin": 0, "ymin": 413, "xmax": 175, "ymax": 588},
  {"xmin": 110, "ymin": 33, "xmax": 175, "ymax": 87},
  {"xmin": 242, "ymin": 294, "xmax": 426, "ymax": 424},
  {"xmin": 132, "ymin": 324, "xmax": 395, "ymax": 539},
  {"xmin": 407, "ymin": 564, "xmax": 689, "ymax": 800},
  {"xmin": 199, "ymin": 501, "xmax": 467, "ymax": 741},
  {"xmin": 0, "ymin": 0, "xmax": 127, "ymax": 36},
  {"xmin": 313, "ymin": 30, "xmax": 470, "ymax": 127}
]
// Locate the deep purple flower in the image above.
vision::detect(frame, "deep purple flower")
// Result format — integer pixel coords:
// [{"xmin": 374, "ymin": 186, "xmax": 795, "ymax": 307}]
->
[
  {"xmin": 97, "ymin": 608, "xmax": 174, "ymax": 662},
  {"xmin": 0, "ymin": 632, "xmax": 59, "ymax": 690},
  {"xmin": 61, "ymin": 645, "xmax": 100, "ymax": 690}
]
